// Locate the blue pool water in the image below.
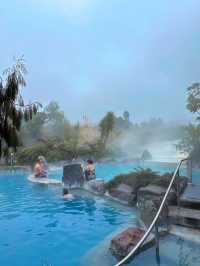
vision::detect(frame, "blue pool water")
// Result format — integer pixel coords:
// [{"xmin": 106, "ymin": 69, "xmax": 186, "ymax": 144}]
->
[
  {"xmin": 50, "ymin": 161, "xmax": 200, "ymax": 184},
  {"xmin": 128, "ymin": 235, "xmax": 200, "ymax": 266},
  {"xmin": 83, "ymin": 234, "xmax": 200, "ymax": 266},
  {"xmin": 1, "ymin": 161, "xmax": 200, "ymax": 266},
  {"xmin": 0, "ymin": 169, "xmax": 137, "ymax": 266}
]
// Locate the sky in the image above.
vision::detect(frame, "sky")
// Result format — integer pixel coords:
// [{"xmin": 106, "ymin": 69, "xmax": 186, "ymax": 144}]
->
[{"xmin": 0, "ymin": 0, "xmax": 200, "ymax": 123}]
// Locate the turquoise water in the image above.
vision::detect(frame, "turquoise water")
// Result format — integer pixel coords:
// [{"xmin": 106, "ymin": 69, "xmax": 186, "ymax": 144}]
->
[
  {"xmin": 0, "ymin": 169, "xmax": 136, "ymax": 266},
  {"xmin": 128, "ymin": 235, "xmax": 200, "ymax": 266},
  {"xmin": 1, "ymin": 162, "xmax": 200, "ymax": 266},
  {"xmin": 49, "ymin": 161, "xmax": 200, "ymax": 184},
  {"xmin": 83, "ymin": 234, "xmax": 200, "ymax": 266}
]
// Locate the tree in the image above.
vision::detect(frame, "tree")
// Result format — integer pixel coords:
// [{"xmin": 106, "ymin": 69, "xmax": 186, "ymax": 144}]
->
[
  {"xmin": 21, "ymin": 111, "xmax": 47, "ymax": 144},
  {"xmin": 99, "ymin": 112, "xmax": 115, "ymax": 148},
  {"xmin": 123, "ymin": 110, "xmax": 130, "ymax": 121},
  {"xmin": 177, "ymin": 124, "xmax": 200, "ymax": 158},
  {"xmin": 186, "ymin": 83, "xmax": 200, "ymax": 119},
  {"xmin": 44, "ymin": 101, "xmax": 65, "ymax": 124},
  {"xmin": 177, "ymin": 83, "xmax": 200, "ymax": 165},
  {"xmin": 0, "ymin": 58, "xmax": 41, "ymax": 157},
  {"xmin": 141, "ymin": 149, "xmax": 152, "ymax": 160},
  {"xmin": 114, "ymin": 111, "xmax": 132, "ymax": 131},
  {"xmin": 43, "ymin": 101, "xmax": 65, "ymax": 139}
]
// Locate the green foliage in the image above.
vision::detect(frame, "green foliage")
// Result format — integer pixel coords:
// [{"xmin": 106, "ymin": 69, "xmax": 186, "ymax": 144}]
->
[
  {"xmin": 105, "ymin": 168, "xmax": 186, "ymax": 193},
  {"xmin": 177, "ymin": 124, "xmax": 200, "ymax": 164},
  {"xmin": 17, "ymin": 139, "xmax": 73, "ymax": 164},
  {"xmin": 105, "ymin": 168, "xmax": 159, "ymax": 192},
  {"xmin": 177, "ymin": 124, "xmax": 200, "ymax": 152},
  {"xmin": 151, "ymin": 173, "xmax": 187, "ymax": 192},
  {"xmin": 44, "ymin": 101, "xmax": 64, "ymax": 121},
  {"xmin": 21, "ymin": 112, "xmax": 47, "ymax": 143},
  {"xmin": 18, "ymin": 103, "xmax": 114, "ymax": 163},
  {"xmin": 186, "ymin": 83, "xmax": 200, "ymax": 118},
  {"xmin": 99, "ymin": 112, "xmax": 115, "ymax": 146},
  {"xmin": 177, "ymin": 83, "xmax": 200, "ymax": 165},
  {"xmin": 0, "ymin": 58, "xmax": 40, "ymax": 157},
  {"xmin": 141, "ymin": 149, "xmax": 152, "ymax": 160},
  {"xmin": 21, "ymin": 101, "xmax": 70, "ymax": 143},
  {"xmin": 17, "ymin": 138, "xmax": 103, "ymax": 164},
  {"xmin": 114, "ymin": 111, "xmax": 132, "ymax": 132}
]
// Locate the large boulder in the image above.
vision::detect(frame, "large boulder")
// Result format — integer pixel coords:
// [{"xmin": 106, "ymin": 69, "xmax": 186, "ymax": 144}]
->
[
  {"xmin": 62, "ymin": 163, "xmax": 84, "ymax": 187},
  {"xmin": 137, "ymin": 177, "xmax": 188, "ymax": 227},
  {"xmin": 177, "ymin": 177, "xmax": 188, "ymax": 194},
  {"xmin": 137, "ymin": 185, "xmax": 175, "ymax": 227},
  {"xmin": 109, "ymin": 184, "xmax": 136, "ymax": 205},
  {"xmin": 110, "ymin": 227, "xmax": 154, "ymax": 260}
]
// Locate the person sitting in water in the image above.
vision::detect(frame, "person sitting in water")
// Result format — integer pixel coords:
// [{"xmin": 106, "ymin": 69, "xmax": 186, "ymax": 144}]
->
[
  {"xmin": 38, "ymin": 156, "xmax": 48, "ymax": 171},
  {"xmin": 84, "ymin": 159, "xmax": 96, "ymax": 181},
  {"xmin": 34, "ymin": 158, "xmax": 47, "ymax": 178},
  {"xmin": 39, "ymin": 158, "xmax": 47, "ymax": 177},
  {"xmin": 34, "ymin": 159, "xmax": 43, "ymax": 177},
  {"xmin": 62, "ymin": 188, "xmax": 74, "ymax": 200}
]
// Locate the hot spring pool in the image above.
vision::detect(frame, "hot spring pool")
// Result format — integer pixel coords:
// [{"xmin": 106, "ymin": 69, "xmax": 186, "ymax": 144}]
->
[
  {"xmin": 127, "ymin": 235, "xmax": 200, "ymax": 266},
  {"xmin": 49, "ymin": 161, "xmax": 200, "ymax": 184},
  {"xmin": 1, "ymin": 161, "xmax": 200, "ymax": 266},
  {"xmin": 0, "ymin": 169, "xmax": 137, "ymax": 266}
]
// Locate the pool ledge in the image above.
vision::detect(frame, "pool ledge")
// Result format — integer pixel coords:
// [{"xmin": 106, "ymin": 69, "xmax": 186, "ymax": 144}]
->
[{"xmin": 170, "ymin": 225, "xmax": 200, "ymax": 244}]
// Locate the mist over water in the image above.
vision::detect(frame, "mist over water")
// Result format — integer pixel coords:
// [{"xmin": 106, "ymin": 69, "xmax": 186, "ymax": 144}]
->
[
  {"xmin": 146, "ymin": 140, "xmax": 180, "ymax": 163},
  {"xmin": 110, "ymin": 126, "xmax": 183, "ymax": 163}
]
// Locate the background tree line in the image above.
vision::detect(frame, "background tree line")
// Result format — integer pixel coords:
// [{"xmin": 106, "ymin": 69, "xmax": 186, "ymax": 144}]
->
[
  {"xmin": 1, "ymin": 60, "xmax": 194, "ymax": 165},
  {"xmin": 177, "ymin": 83, "xmax": 200, "ymax": 166}
]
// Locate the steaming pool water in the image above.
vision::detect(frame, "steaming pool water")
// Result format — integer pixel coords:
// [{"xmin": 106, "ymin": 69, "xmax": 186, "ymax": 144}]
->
[
  {"xmin": 0, "ymin": 169, "xmax": 137, "ymax": 266},
  {"xmin": 1, "ymin": 162, "xmax": 200, "ymax": 266},
  {"xmin": 49, "ymin": 161, "xmax": 200, "ymax": 184}
]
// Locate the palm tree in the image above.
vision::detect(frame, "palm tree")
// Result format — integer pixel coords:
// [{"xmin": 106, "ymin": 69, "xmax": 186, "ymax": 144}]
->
[{"xmin": 99, "ymin": 112, "xmax": 115, "ymax": 150}]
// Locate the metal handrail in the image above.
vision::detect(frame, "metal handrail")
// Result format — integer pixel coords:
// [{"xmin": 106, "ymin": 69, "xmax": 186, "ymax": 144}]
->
[{"xmin": 114, "ymin": 158, "xmax": 189, "ymax": 266}]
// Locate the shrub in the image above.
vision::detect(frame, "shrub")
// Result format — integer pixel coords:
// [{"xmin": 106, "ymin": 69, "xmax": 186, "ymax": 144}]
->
[
  {"xmin": 105, "ymin": 168, "xmax": 187, "ymax": 193},
  {"xmin": 16, "ymin": 138, "xmax": 104, "ymax": 164},
  {"xmin": 105, "ymin": 168, "xmax": 159, "ymax": 193}
]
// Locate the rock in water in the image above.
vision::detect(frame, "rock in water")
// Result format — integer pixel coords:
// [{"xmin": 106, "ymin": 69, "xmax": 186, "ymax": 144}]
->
[
  {"xmin": 110, "ymin": 227, "xmax": 146, "ymax": 260},
  {"xmin": 137, "ymin": 185, "xmax": 169, "ymax": 227},
  {"xmin": 109, "ymin": 184, "xmax": 136, "ymax": 205},
  {"xmin": 85, "ymin": 180, "xmax": 106, "ymax": 195},
  {"xmin": 62, "ymin": 163, "xmax": 84, "ymax": 187}
]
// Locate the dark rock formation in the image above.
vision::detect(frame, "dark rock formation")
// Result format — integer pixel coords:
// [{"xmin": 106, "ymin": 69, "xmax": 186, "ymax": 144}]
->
[
  {"xmin": 137, "ymin": 178, "xmax": 188, "ymax": 227},
  {"xmin": 137, "ymin": 185, "xmax": 170, "ymax": 226},
  {"xmin": 85, "ymin": 179, "xmax": 106, "ymax": 195},
  {"xmin": 62, "ymin": 163, "xmax": 84, "ymax": 187},
  {"xmin": 109, "ymin": 184, "xmax": 136, "ymax": 205},
  {"xmin": 110, "ymin": 227, "xmax": 154, "ymax": 260}
]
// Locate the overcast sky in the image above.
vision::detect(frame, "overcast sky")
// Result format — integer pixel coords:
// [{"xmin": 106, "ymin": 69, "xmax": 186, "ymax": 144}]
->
[{"xmin": 0, "ymin": 0, "xmax": 200, "ymax": 123}]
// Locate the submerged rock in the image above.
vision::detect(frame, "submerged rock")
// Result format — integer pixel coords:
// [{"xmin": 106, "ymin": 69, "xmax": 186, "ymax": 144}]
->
[
  {"xmin": 110, "ymin": 227, "xmax": 154, "ymax": 260},
  {"xmin": 109, "ymin": 184, "xmax": 136, "ymax": 205}
]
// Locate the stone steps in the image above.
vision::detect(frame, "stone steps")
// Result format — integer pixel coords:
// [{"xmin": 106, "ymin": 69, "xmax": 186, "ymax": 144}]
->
[
  {"xmin": 170, "ymin": 224, "xmax": 200, "ymax": 244},
  {"xmin": 168, "ymin": 206, "xmax": 200, "ymax": 229},
  {"xmin": 180, "ymin": 184, "xmax": 200, "ymax": 209}
]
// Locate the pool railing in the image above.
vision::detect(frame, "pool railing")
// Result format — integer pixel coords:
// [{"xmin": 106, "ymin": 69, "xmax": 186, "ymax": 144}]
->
[{"xmin": 114, "ymin": 157, "xmax": 190, "ymax": 266}]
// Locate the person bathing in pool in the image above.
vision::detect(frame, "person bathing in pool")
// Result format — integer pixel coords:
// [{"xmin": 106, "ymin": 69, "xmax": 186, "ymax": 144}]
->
[
  {"xmin": 62, "ymin": 188, "xmax": 74, "ymax": 200},
  {"xmin": 34, "ymin": 158, "xmax": 47, "ymax": 178},
  {"xmin": 84, "ymin": 159, "xmax": 96, "ymax": 181}
]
